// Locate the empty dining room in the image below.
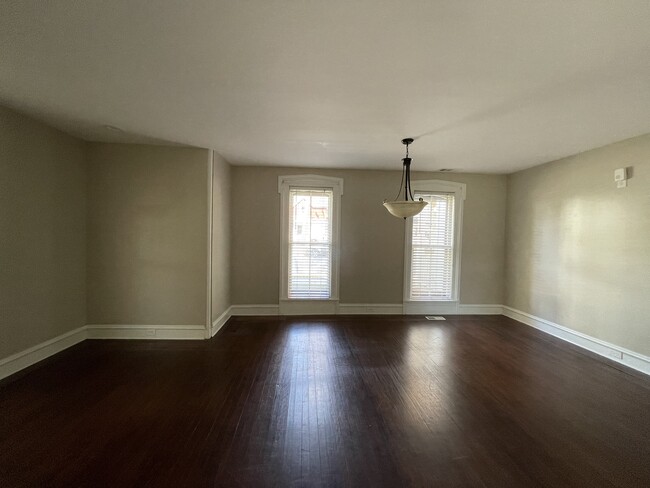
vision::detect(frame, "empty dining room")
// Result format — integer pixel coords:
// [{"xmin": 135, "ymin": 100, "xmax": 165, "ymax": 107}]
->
[{"xmin": 1, "ymin": 1, "xmax": 649, "ymax": 487}]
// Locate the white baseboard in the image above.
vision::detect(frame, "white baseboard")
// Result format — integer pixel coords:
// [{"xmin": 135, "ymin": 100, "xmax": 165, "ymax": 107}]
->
[
  {"xmin": 403, "ymin": 301, "xmax": 459, "ymax": 315},
  {"xmin": 338, "ymin": 303, "xmax": 404, "ymax": 314},
  {"xmin": 211, "ymin": 306, "xmax": 233, "ymax": 337},
  {"xmin": 86, "ymin": 324, "xmax": 205, "ymax": 340},
  {"xmin": 402, "ymin": 302, "xmax": 504, "ymax": 315},
  {"xmin": 230, "ymin": 303, "xmax": 503, "ymax": 316},
  {"xmin": 230, "ymin": 304, "xmax": 280, "ymax": 316},
  {"xmin": 0, "ymin": 326, "xmax": 87, "ymax": 381},
  {"xmin": 16, "ymin": 304, "xmax": 642, "ymax": 384},
  {"xmin": 1, "ymin": 322, "xmax": 212, "ymax": 381},
  {"xmin": 279, "ymin": 299, "xmax": 339, "ymax": 315},
  {"xmin": 457, "ymin": 304, "xmax": 504, "ymax": 315},
  {"xmin": 503, "ymin": 306, "xmax": 650, "ymax": 376}
]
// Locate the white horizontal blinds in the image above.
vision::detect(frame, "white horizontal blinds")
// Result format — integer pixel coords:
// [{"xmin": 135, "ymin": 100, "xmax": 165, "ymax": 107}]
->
[
  {"xmin": 410, "ymin": 192, "xmax": 455, "ymax": 301},
  {"xmin": 288, "ymin": 188, "xmax": 333, "ymax": 299}
]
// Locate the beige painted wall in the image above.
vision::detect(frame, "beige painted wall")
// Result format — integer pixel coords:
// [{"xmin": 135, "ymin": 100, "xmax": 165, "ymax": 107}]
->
[
  {"xmin": 211, "ymin": 152, "xmax": 231, "ymax": 321},
  {"xmin": 86, "ymin": 143, "xmax": 209, "ymax": 325},
  {"xmin": 505, "ymin": 134, "xmax": 650, "ymax": 356},
  {"xmin": 231, "ymin": 166, "xmax": 507, "ymax": 305},
  {"xmin": 0, "ymin": 106, "xmax": 86, "ymax": 358}
]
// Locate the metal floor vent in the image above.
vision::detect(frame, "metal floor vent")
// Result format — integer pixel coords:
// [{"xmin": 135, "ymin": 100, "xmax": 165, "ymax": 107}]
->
[{"xmin": 425, "ymin": 316, "xmax": 446, "ymax": 321}]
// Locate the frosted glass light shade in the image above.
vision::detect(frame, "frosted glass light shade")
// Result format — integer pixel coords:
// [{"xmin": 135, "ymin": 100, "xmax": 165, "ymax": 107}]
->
[{"xmin": 383, "ymin": 200, "xmax": 428, "ymax": 218}]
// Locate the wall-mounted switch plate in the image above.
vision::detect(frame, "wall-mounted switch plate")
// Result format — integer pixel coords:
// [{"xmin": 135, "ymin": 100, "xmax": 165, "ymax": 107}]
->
[
  {"xmin": 617, "ymin": 179, "xmax": 628, "ymax": 188},
  {"xmin": 614, "ymin": 168, "xmax": 627, "ymax": 181}
]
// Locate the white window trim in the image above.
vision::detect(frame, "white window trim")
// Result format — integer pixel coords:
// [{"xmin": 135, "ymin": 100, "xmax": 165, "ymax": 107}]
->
[
  {"xmin": 278, "ymin": 175, "xmax": 343, "ymax": 315},
  {"xmin": 403, "ymin": 179, "xmax": 466, "ymax": 315}
]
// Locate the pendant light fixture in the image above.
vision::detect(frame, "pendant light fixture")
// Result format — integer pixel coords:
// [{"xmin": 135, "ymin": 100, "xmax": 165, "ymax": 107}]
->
[{"xmin": 383, "ymin": 138, "xmax": 428, "ymax": 218}]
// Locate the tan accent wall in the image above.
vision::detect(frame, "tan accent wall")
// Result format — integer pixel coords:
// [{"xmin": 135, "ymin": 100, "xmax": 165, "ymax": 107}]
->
[
  {"xmin": 86, "ymin": 143, "xmax": 209, "ymax": 325},
  {"xmin": 211, "ymin": 152, "xmax": 231, "ymax": 321},
  {"xmin": 231, "ymin": 166, "xmax": 507, "ymax": 305},
  {"xmin": 0, "ymin": 106, "xmax": 86, "ymax": 358},
  {"xmin": 505, "ymin": 134, "xmax": 650, "ymax": 356}
]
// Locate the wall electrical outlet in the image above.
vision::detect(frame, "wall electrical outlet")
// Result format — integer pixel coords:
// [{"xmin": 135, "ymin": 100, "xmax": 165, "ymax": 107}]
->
[{"xmin": 617, "ymin": 179, "xmax": 628, "ymax": 188}]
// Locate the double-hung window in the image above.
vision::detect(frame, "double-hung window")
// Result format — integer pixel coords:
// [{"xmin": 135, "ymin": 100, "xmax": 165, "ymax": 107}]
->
[
  {"xmin": 279, "ymin": 175, "xmax": 343, "ymax": 314},
  {"xmin": 404, "ymin": 180, "xmax": 465, "ymax": 314},
  {"xmin": 288, "ymin": 188, "xmax": 332, "ymax": 299}
]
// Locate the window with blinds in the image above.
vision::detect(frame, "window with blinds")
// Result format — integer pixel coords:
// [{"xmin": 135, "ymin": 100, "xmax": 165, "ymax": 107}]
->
[
  {"xmin": 409, "ymin": 192, "xmax": 455, "ymax": 301},
  {"xmin": 287, "ymin": 188, "xmax": 333, "ymax": 299}
]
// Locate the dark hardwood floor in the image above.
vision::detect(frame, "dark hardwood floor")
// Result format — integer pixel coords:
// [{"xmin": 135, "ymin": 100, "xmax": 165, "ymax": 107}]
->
[{"xmin": 1, "ymin": 315, "xmax": 649, "ymax": 487}]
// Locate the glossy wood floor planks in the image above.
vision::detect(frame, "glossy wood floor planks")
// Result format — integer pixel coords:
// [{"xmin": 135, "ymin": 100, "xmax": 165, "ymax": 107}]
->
[{"xmin": 1, "ymin": 315, "xmax": 649, "ymax": 487}]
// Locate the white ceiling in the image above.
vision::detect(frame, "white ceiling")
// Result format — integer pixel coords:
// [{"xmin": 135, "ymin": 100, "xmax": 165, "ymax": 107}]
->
[{"xmin": 1, "ymin": 1, "xmax": 650, "ymax": 173}]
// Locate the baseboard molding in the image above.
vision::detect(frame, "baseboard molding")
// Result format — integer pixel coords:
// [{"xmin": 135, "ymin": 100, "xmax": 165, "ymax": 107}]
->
[
  {"xmin": 338, "ymin": 303, "xmax": 404, "ymax": 314},
  {"xmin": 16, "ymin": 304, "xmax": 637, "ymax": 384},
  {"xmin": 86, "ymin": 324, "xmax": 205, "ymax": 340},
  {"xmin": 1, "ymin": 321, "xmax": 214, "ymax": 381},
  {"xmin": 230, "ymin": 304, "xmax": 280, "ymax": 316},
  {"xmin": 211, "ymin": 306, "xmax": 233, "ymax": 337},
  {"xmin": 403, "ymin": 301, "xmax": 459, "ymax": 315},
  {"xmin": 503, "ymin": 306, "xmax": 650, "ymax": 376},
  {"xmin": 230, "ymin": 303, "xmax": 503, "ymax": 316},
  {"xmin": 0, "ymin": 326, "xmax": 87, "ymax": 381},
  {"xmin": 457, "ymin": 304, "xmax": 504, "ymax": 315},
  {"xmin": 279, "ymin": 299, "xmax": 339, "ymax": 315}
]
